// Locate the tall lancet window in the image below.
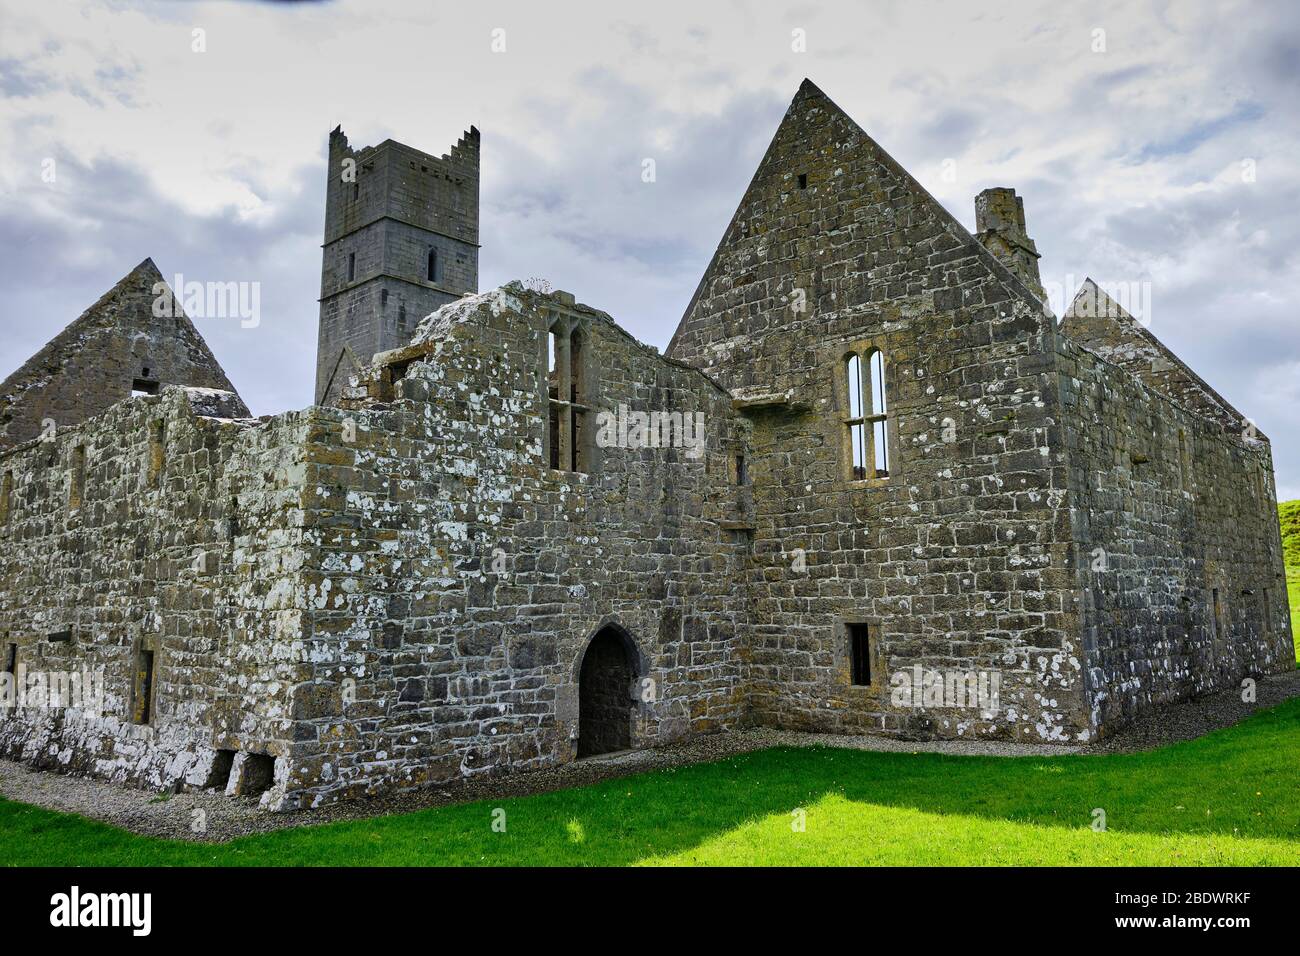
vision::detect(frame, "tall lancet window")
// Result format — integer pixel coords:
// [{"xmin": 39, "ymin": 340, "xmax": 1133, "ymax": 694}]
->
[
  {"xmin": 546, "ymin": 316, "xmax": 590, "ymax": 473},
  {"xmin": 846, "ymin": 354, "xmax": 867, "ymax": 480},
  {"xmin": 843, "ymin": 348, "xmax": 891, "ymax": 480},
  {"xmin": 869, "ymin": 350, "xmax": 889, "ymax": 477}
]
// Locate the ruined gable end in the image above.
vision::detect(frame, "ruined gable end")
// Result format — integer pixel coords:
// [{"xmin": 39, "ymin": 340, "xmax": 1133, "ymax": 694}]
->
[
  {"xmin": 1060, "ymin": 277, "xmax": 1255, "ymax": 437},
  {"xmin": 0, "ymin": 258, "xmax": 249, "ymax": 449}
]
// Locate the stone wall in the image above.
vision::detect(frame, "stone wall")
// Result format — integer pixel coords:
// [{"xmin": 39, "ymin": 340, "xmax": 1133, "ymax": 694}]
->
[
  {"xmin": 1, "ymin": 284, "xmax": 752, "ymax": 809},
  {"xmin": 0, "ymin": 387, "xmax": 305, "ymax": 804},
  {"xmin": 668, "ymin": 80, "xmax": 1090, "ymax": 742},
  {"xmin": 1057, "ymin": 337, "xmax": 1293, "ymax": 732},
  {"xmin": 285, "ymin": 285, "xmax": 750, "ymax": 805},
  {"xmin": 0, "ymin": 258, "xmax": 248, "ymax": 450}
]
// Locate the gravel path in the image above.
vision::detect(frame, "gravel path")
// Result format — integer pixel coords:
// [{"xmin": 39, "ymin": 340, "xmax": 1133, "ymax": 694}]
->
[{"xmin": 3, "ymin": 669, "xmax": 1297, "ymax": 844}]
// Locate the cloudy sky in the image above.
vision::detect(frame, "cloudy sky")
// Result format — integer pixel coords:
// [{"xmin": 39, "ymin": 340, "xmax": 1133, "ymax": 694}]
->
[{"xmin": 1, "ymin": 0, "xmax": 1297, "ymax": 497}]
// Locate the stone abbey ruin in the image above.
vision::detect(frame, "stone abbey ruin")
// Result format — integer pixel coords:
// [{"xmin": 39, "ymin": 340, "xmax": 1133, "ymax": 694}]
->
[{"xmin": 0, "ymin": 80, "xmax": 1291, "ymax": 809}]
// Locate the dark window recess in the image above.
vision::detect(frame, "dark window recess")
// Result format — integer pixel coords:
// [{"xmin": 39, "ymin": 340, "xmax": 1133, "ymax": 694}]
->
[
  {"xmin": 69, "ymin": 445, "xmax": 86, "ymax": 510},
  {"xmin": 398, "ymin": 304, "xmax": 407, "ymax": 330},
  {"xmin": 736, "ymin": 454, "xmax": 748, "ymax": 485},
  {"xmin": 849, "ymin": 624, "xmax": 872, "ymax": 686},
  {"xmin": 242, "ymin": 754, "xmax": 275, "ymax": 797},
  {"xmin": 548, "ymin": 401, "xmax": 561, "ymax": 470},
  {"xmin": 148, "ymin": 420, "xmax": 165, "ymax": 486},
  {"xmin": 1, "ymin": 642, "xmax": 14, "ymax": 709},
  {"xmin": 797, "ymin": 173, "xmax": 808, "ymax": 189},
  {"xmin": 205, "ymin": 749, "xmax": 236, "ymax": 790},
  {"xmin": 347, "ymin": 252, "xmax": 356, "ymax": 282},
  {"xmin": 380, "ymin": 289, "xmax": 388, "ymax": 307},
  {"xmin": 427, "ymin": 249, "xmax": 438, "ymax": 282},
  {"xmin": 131, "ymin": 378, "xmax": 159, "ymax": 396},
  {"xmin": 389, "ymin": 359, "xmax": 414, "ymax": 385},
  {"xmin": 133, "ymin": 649, "xmax": 155, "ymax": 725}
]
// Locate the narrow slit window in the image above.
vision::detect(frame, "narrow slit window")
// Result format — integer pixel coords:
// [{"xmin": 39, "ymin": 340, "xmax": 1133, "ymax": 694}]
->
[
  {"xmin": 148, "ymin": 420, "xmax": 165, "ymax": 486},
  {"xmin": 736, "ymin": 454, "xmax": 747, "ymax": 485},
  {"xmin": 0, "ymin": 470, "xmax": 11, "ymax": 525},
  {"xmin": 347, "ymin": 252, "xmax": 356, "ymax": 282},
  {"xmin": 1, "ymin": 642, "xmax": 15, "ymax": 710},
  {"xmin": 845, "ymin": 354, "xmax": 867, "ymax": 480},
  {"xmin": 69, "ymin": 445, "xmax": 86, "ymax": 511},
  {"xmin": 427, "ymin": 249, "xmax": 438, "ymax": 282},
  {"xmin": 547, "ymin": 330, "xmax": 561, "ymax": 470},
  {"xmin": 849, "ymin": 624, "xmax": 872, "ymax": 686},
  {"xmin": 1177, "ymin": 429, "xmax": 1189, "ymax": 490},
  {"xmin": 546, "ymin": 321, "xmax": 590, "ymax": 473},
  {"xmin": 797, "ymin": 173, "xmax": 808, "ymax": 189},
  {"xmin": 133, "ymin": 648, "xmax": 155, "ymax": 725},
  {"xmin": 570, "ymin": 328, "xmax": 587, "ymax": 472},
  {"xmin": 1212, "ymin": 588, "xmax": 1221, "ymax": 638},
  {"xmin": 870, "ymin": 350, "xmax": 890, "ymax": 477}
]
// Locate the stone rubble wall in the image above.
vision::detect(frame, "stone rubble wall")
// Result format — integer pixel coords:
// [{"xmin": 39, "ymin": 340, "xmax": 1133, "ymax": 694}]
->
[
  {"xmin": 0, "ymin": 387, "xmax": 309, "ymax": 807},
  {"xmin": 668, "ymin": 82, "xmax": 1091, "ymax": 742},
  {"xmin": 285, "ymin": 286, "xmax": 751, "ymax": 806},
  {"xmin": 1057, "ymin": 338, "xmax": 1293, "ymax": 733}
]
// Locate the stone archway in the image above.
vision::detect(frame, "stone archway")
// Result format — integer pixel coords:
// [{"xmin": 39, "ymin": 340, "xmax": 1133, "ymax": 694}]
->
[{"xmin": 577, "ymin": 626, "xmax": 637, "ymax": 757}]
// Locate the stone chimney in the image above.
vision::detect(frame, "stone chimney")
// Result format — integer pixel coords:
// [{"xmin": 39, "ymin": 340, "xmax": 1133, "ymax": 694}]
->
[{"xmin": 974, "ymin": 187, "xmax": 1043, "ymax": 301}]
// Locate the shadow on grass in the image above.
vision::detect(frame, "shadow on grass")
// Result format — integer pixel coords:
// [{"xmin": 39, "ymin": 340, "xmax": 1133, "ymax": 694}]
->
[{"xmin": 2, "ymin": 698, "xmax": 1298, "ymax": 866}]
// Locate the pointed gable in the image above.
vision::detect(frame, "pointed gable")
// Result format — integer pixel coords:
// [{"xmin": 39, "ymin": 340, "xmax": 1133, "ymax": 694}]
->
[
  {"xmin": 0, "ymin": 258, "xmax": 249, "ymax": 449},
  {"xmin": 667, "ymin": 78, "xmax": 1051, "ymax": 394},
  {"xmin": 1061, "ymin": 278, "xmax": 1253, "ymax": 437}
]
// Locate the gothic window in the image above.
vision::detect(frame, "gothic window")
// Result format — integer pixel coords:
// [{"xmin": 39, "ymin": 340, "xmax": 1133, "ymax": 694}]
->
[
  {"xmin": 547, "ymin": 317, "xmax": 589, "ymax": 473},
  {"xmin": 870, "ymin": 350, "xmax": 889, "ymax": 476},
  {"xmin": 844, "ymin": 348, "xmax": 890, "ymax": 480}
]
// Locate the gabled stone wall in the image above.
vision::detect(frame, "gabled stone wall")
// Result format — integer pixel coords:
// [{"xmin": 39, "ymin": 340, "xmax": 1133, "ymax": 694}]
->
[
  {"xmin": 669, "ymin": 80, "xmax": 1090, "ymax": 742},
  {"xmin": 0, "ymin": 259, "xmax": 248, "ymax": 450}
]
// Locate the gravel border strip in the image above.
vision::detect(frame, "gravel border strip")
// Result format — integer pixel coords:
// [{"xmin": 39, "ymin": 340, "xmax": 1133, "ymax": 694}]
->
[{"xmin": 2, "ymin": 670, "xmax": 1296, "ymax": 845}]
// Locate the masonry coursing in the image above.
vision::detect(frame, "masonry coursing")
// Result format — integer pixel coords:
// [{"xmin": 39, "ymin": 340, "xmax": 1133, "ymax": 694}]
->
[{"xmin": 0, "ymin": 79, "xmax": 1290, "ymax": 809}]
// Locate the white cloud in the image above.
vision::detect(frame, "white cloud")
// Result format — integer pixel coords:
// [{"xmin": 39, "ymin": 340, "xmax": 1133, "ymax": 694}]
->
[{"xmin": 1, "ymin": 0, "xmax": 1297, "ymax": 498}]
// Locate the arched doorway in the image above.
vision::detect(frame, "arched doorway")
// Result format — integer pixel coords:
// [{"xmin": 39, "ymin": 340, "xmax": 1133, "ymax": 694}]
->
[{"xmin": 577, "ymin": 626, "xmax": 637, "ymax": 757}]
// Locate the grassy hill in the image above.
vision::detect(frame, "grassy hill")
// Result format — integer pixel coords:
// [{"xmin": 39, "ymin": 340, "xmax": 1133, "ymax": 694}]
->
[
  {"xmin": 1282, "ymin": 499, "xmax": 1300, "ymax": 661},
  {"xmin": 1280, "ymin": 499, "xmax": 1300, "ymax": 569}
]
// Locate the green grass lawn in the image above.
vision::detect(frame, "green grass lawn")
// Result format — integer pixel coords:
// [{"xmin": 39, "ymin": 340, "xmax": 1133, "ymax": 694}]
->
[
  {"xmin": 1283, "ymin": 499, "xmax": 1300, "ymax": 662},
  {"xmin": 2, "ymin": 506, "xmax": 1296, "ymax": 868},
  {"xmin": 1289, "ymin": 566, "xmax": 1300, "ymax": 662},
  {"xmin": 3, "ymin": 698, "xmax": 1299, "ymax": 866}
]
